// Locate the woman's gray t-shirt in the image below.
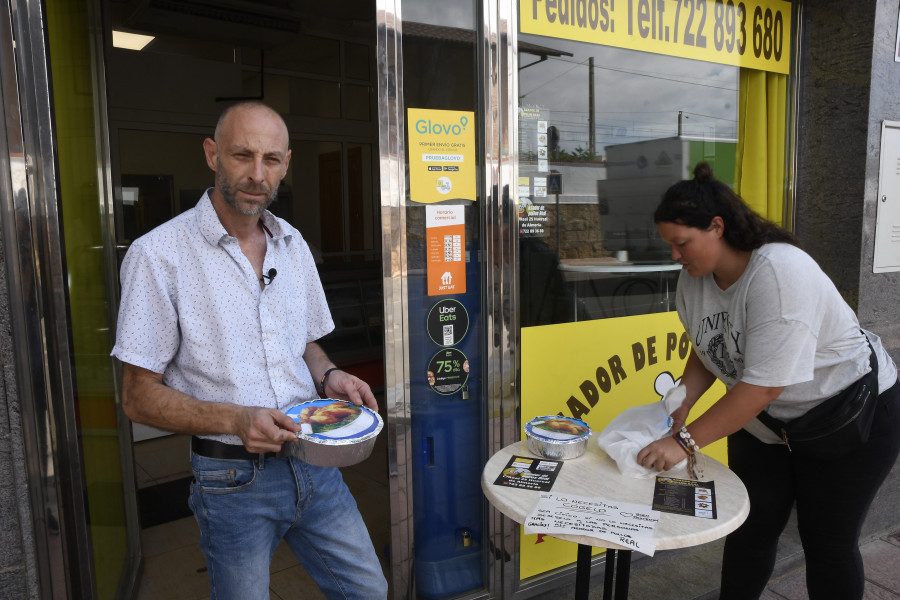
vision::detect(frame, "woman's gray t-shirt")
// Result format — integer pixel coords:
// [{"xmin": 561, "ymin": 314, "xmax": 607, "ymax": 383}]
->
[{"xmin": 675, "ymin": 242, "xmax": 897, "ymax": 443}]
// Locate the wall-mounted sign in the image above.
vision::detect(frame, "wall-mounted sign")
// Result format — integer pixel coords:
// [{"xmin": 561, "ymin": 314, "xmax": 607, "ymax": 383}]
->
[
  {"xmin": 408, "ymin": 108, "xmax": 477, "ymax": 203},
  {"xmin": 427, "ymin": 347, "xmax": 470, "ymax": 395},
  {"xmin": 426, "ymin": 205, "xmax": 466, "ymax": 296},
  {"xmin": 873, "ymin": 121, "xmax": 900, "ymax": 272},
  {"xmin": 427, "ymin": 298, "xmax": 470, "ymax": 346},
  {"xmin": 520, "ymin": 0, "xmax": 792, "ymax": 75}
]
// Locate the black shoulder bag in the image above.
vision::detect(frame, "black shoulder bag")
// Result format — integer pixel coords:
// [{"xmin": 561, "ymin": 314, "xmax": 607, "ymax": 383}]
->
[{"xmin": 755, "ymin": 339, "xmax": 879, "ymax": 461}]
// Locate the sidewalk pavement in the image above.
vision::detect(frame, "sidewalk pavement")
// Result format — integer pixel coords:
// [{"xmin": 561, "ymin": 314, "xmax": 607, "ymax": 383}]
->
[{"xmin": 533, "ymin": 513, "xmax": 900, "ymax": 599}]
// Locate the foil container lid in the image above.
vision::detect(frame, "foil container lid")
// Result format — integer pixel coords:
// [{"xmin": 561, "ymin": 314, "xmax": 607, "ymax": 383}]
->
[
  {"xmin": 285, "ymin": 399, "xmax": 383, "ymax": 446},
  {"xmin": 524, "ymin": 416, "xmax": 591, "ymax": 443},
  {"xmin": 524, "ymin": 416, "xmax": 591, "ymax": 460}
]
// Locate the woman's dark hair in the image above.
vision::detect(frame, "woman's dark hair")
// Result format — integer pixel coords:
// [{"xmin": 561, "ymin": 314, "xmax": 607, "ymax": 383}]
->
[{"xmin": 653, "ymin": 162, "xmax": 798, "ymax": 251}]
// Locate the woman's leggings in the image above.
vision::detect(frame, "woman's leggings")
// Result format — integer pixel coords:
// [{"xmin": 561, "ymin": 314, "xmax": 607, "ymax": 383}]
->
[{"xmin": 719, "ymin": 379, "xmax": 900, "ymax": 600}]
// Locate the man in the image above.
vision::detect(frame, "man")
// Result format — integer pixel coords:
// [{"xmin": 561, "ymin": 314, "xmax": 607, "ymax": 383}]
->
[{"xmin": 113, "ymin": 101, "xmax": 388, "ymax": 599}]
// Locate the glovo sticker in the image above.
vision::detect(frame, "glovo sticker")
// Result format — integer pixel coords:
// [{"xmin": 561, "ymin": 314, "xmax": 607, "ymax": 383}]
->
[{"xmin": 408, "ymin": 108, "xmax": 477, "ymax": 204}]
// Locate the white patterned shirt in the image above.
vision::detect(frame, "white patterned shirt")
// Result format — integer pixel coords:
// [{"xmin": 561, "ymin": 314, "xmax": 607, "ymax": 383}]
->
[{"xmin": 112, "ymin": 190, "xmax": 334, "ymax": 445}]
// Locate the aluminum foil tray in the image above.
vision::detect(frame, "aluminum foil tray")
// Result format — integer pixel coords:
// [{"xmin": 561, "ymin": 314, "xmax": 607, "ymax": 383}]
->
[
  {"xmin": 279, "ymin": 399, "xmax": 383, "ymax": 467},
  {"xmin": 524, "ymin": 416, "xmax": 591, "ymax": 460}
]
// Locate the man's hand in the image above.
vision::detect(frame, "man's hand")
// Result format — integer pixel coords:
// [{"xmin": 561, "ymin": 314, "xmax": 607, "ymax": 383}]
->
[
  {"xmin": 323, "ymin": 370, "xmax": 378, "ymax": 412},
  {"xmin": 236, "ymin": 407, "xmax": 302, "ymax": 453},
  {"xmin": 303, "ymin": 343, "xmax": 379, "ymax": 412}
]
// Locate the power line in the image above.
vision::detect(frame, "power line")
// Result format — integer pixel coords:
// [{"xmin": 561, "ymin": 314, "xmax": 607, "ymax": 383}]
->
[
  {"xmin": 519, "ymin": 57, "xmax": 590, "ymax": 99},
  {"xmin": 522, "ymin": 55, "xmax": 739, "ymax": 95},
  {"xmin": 681, "ymin": 111, "xmax": 738, "ymax": 122}
]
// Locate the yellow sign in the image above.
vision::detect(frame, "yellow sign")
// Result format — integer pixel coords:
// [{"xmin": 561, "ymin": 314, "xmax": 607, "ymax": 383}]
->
[
  {"xmin": 519, "ymin": 312, "xmax": 727, "ymax": 579},
  {"xmin": 407, "ymin": 108, "xmax": 477, "ymax": 203},
  {"xmin": 520, "ymin": 0, "xmax": 792, "ymax": 74}
]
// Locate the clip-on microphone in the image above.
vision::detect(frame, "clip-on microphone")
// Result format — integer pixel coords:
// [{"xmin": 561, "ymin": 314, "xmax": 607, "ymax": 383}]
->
[{"xmin": 261, "ymin": 268, "xmax": 277, "ymax": 285}]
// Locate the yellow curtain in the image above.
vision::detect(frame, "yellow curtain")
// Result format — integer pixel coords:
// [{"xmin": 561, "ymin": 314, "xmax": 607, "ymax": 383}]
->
[{"xmin": 735, "ymin": 69, "xmax": 788, "ymax": 226}]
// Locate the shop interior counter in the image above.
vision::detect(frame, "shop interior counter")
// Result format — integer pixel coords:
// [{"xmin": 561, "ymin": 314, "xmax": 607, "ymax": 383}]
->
[{"xmin": 557, "ymin": 258, "xmax": 683, "ymax": 318}]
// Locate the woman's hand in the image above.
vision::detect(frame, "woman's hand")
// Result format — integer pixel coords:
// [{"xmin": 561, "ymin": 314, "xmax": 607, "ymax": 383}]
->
[{"xmin": 637, "ymin": 436, "xmax": 688, "ymax": 472}]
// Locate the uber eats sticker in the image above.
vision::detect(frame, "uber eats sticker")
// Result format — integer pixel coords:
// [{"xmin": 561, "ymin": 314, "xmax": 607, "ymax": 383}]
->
[
  {"xmin": 427, "ymin": 299, "xmax": 470, "ymax": 346},
  {"xmin": 408, "ymin": 108, "xmax": 477, "ymax": 204}
]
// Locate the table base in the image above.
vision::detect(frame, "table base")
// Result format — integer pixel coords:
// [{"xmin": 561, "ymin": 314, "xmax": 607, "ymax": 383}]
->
[{"xmin": 575, "ymin": 544, "xmax": 632, "ymax": 600}]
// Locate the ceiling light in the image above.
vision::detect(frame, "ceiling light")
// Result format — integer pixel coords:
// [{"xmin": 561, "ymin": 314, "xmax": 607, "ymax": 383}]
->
[{"xmin": 112, "ymin": 30, "xmax": 155, "ymax": 51}]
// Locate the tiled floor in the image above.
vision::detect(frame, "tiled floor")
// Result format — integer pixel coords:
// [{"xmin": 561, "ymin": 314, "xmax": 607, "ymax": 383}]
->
[
  {"xmin": 137, "ymin": 516, "xmax": 332, "ymax": 600},
  {"xmin": 761, "ymin": 529, "xmax": 900, "ymax": 600},
  {"xmin": 134, "ymin": 430, "xmax": 391, "ymax": 599},
  {"xmin": 134, "ymin": 433, "xmax": 192, "ymax": 489},
  {"xmin": 532, "ymin": 522, "xmax": 900, "ymax": 600}
]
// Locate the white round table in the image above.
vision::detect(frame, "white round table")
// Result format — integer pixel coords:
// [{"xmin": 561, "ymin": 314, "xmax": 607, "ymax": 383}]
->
[{"xmin": 481, "ymin": 437, "xmax": 749, "ymax": 599}]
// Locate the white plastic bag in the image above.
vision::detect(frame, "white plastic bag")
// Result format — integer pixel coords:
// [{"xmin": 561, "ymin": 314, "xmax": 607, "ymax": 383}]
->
[{"xmin": 596, "ymin": 384, "xmax": 686, "ymax": 478}]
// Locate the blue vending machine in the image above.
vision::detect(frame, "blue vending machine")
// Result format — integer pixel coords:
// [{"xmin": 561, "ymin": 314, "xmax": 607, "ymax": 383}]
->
[{"xmin": 409, "ymin": 237, "xmax": 483, "ymax": 599}]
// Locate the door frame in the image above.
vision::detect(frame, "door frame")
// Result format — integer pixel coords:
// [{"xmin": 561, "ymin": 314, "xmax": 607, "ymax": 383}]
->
[
  {"xmin": 0, "ymin": 0, "xmax": 144, "ymax": 597},
  {"xmin": 374, "ymin": 1, "xmax": 519, "ymax": 597}
]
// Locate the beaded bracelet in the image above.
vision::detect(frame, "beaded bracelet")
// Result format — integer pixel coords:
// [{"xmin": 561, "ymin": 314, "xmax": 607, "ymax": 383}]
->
[
  {"xmin": 673, "ymin": 426, "xmax": 704, "ymax": 480},
  {"xmin": 676, "ymin": 426, "xmax": 700, "ymax": 454},
  {"xmin": 673, "ymin": 433, "xmax": 693, "ymax": 455},
  {"xmin": 320, "ymin": 367, "xmax": 342, "ymax": 396}
]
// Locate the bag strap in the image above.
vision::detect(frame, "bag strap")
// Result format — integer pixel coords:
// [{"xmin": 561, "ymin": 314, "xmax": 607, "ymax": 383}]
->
[
  {"xmin": 755, "ymin": 332, "xmax": 877, "ymax": 437},
  {"xmin": 756, "ymin": 404, "xmax": 787, "ymax": 434}
]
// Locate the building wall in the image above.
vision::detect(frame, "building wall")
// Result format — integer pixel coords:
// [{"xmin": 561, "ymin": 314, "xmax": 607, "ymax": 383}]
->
[
  {"xmin": 795, "ymin": 0, "xmax": 900, "ymax": 537},
  {"xmin": 858, "ymin": 0, "xmax": 900, "ymax": 536},
  {"xmin": 859, "ymin": 1, "xmax": 900, "ymax": 353}
]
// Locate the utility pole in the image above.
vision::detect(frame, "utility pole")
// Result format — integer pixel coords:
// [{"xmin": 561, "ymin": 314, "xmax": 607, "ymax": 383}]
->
[{"xmin": 589, "ymin": 57, "xmax": 595, "ymax": 155}]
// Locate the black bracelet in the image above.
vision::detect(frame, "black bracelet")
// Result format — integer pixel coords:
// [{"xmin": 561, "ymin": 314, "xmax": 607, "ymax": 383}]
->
[{"xmin": 320, "ymin": 367, "xmax": 341, "ymax": 396}]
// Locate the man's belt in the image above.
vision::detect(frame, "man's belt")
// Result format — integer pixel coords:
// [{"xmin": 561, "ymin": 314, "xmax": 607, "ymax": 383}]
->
[{"xmin": 191, "ymin": 436, "xmax": 276, "ymax": 460}]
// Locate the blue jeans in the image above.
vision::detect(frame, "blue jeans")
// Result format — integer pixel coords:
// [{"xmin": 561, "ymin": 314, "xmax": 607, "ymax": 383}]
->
[
  {"xmin": 188, "ymin": 453, "xmax": 388, "ymax": 600},
  {"xmin": 720, "ymin": 379, "xmax": 900, "ymax": 600}
]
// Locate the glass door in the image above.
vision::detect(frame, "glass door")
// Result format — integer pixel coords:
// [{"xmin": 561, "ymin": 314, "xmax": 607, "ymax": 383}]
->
[
  {"xmin": 100, "ymin": 0, "xmax": 388, "ymax": 596},
  {"xmin": 45, "ymin": 0, "xmax": 142, "ymax": 596}
]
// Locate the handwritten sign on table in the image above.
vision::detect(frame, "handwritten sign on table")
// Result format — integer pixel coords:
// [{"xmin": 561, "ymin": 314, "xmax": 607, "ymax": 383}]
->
[{"xmin": 523, "ymin": 492, "xmax": 660, "ymax": 556}]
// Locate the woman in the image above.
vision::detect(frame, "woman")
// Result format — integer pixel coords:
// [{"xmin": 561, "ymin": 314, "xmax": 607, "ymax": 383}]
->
[{"xmin": 637, "ymin": 163, "xmax": 900, "ymax": 600}]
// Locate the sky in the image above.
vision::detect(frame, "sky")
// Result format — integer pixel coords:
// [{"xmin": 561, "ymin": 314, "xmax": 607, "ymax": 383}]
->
[
  {"xmin": 398, "ymin": 0, "xmax": 740, "ymax": 156},
  {"xmin": 400, "ymin": 0, "xmax": 476, "ymax": 30},
  {"xmin": 518, "ymin": 35, "xmax": 740, "ymax": 155}
]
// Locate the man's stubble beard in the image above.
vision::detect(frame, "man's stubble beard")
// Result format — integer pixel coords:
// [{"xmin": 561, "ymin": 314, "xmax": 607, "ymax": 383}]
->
[{"xmin": 217, "ymin": 168, "xmax": 279, "ymax": 217}]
